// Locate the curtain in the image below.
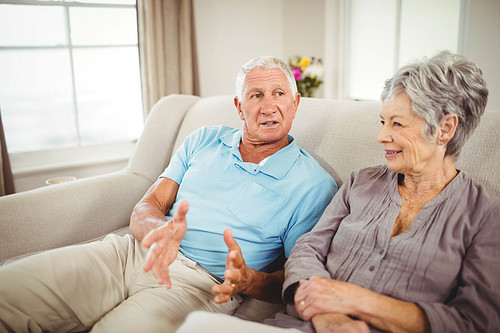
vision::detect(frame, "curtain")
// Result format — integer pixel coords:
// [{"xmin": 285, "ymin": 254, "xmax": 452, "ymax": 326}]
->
[
  {"xmin": 0, "ymin": 110, "xmax": 15, "ymax": 196},
  {"xmin": 138, "ymin": 0, "xmax": 199, "ymax": 115}
]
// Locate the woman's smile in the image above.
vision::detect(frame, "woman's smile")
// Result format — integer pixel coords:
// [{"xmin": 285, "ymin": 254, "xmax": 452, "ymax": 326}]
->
[{"xmin": 384, "ymin": 149, "xmax": 402, "ymax": 159}]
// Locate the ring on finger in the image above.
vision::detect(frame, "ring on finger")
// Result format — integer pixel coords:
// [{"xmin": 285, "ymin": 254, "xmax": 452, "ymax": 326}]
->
[{"xmin": 299, "ymin": 300, "xmax": 305, "ymax": 307}]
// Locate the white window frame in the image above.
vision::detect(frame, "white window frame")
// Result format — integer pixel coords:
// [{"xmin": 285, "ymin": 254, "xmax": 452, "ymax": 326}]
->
[{"xmin": 0, "ymin": 0, "xmax": 141, "ymax": 179}]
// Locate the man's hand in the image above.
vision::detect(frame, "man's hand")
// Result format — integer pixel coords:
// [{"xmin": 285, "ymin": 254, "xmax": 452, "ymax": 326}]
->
[
  {"xmin": 212, "ymin": 228, "xmax": 252, "ymax": 304},
  {"xmin": 142, "ymin": 200, "xmax": 189, "ymax": 288}
]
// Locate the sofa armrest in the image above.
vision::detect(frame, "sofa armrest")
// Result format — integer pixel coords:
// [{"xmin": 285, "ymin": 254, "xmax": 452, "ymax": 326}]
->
[
  {"xmin": 128, "ymin": 94, "xmax": 201, "ymax": 182},
  {"xmin": 0, "ymin": 170, "xmax": 152, "ymax": 264}
]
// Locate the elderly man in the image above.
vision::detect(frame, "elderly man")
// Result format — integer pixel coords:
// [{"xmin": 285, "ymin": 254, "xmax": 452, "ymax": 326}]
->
[{"xmin": 0, "ymin": 56, "xmax": 337, "ymax": 333}]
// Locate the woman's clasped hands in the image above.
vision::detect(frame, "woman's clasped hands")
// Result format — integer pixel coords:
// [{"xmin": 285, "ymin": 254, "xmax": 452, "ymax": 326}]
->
[{"xmin": 294, "ymin": 276, "xmax": 370, "ymax": 333}]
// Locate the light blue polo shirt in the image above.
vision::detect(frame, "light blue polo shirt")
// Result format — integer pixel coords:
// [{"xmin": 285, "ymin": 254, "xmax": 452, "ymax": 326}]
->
[{"xmin": 161, "ymin": 126, "xmax": 337, "ymax": 278}]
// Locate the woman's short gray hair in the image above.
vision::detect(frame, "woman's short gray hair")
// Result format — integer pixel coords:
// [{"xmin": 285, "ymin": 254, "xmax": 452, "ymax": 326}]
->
[
  {"xmin": 235, "ymin": 56, "xmax": 298, "ymax": 100},
  {"xmin": 381, "ymin": 50, "xmax": 489, "ymax": 158}
]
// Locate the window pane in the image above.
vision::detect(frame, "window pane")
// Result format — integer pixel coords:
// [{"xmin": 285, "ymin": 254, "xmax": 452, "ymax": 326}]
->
[
  {"xmin": 399, "ymin": 0, "xmax": 460, "ymax": 66},
  {"xmin": 73, "ymin": 47, "xmax": 143, "ymax": 145},
  {"xmin": 0, "ymin": 5, "xmax": 67, "ymax": 46},
  {"xmin": 0, "ymin": 50, "xmax": 77, "ymax": 152},
  {"xmin": 347, "ymin": 0, "xmax": 396, "ymax": 100},
  {"xmin": 70, "ymin": 7, "xmax": 138, "ymax": 46}
]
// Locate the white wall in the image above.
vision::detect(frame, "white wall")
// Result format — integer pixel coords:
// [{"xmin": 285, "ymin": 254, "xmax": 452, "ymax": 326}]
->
[
  {"xmin": 193, "ymin": 0, "xmax": 284, "ymax": 97},
  {"xmin": 281, "ymin": 0, "xmax": 325, "ymax": 59}
]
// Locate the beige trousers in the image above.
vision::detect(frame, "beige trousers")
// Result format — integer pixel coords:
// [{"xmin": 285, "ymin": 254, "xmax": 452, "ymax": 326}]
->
[
  {"xmin": 177, "ymin": 311, "xmax": 303, "ymax": 333},
  {"xmin": 0, "ymin": 234, "xmax": 241, "ymax": 333}
]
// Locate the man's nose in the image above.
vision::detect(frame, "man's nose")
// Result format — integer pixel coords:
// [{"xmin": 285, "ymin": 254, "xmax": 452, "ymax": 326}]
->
[{"xmin": 261, "ymin": 96, "xmax": 276, "ymax": 114}]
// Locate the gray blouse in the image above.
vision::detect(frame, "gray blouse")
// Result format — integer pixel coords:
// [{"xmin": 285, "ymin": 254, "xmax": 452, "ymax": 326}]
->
[{"xmin": 267, "ymin": 165, "xmax": 500, "ymax": 332}]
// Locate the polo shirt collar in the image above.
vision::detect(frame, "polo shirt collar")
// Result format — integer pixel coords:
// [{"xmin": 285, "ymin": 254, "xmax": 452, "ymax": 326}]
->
[{"xmin": 221, "ymin": 129, "xmax": 300, "ymax": 179}]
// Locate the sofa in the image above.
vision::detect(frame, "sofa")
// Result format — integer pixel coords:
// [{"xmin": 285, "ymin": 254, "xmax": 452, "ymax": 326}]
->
[{"xmin": 1, "ymin": 94, "xmax": 499, "ymax": 322}]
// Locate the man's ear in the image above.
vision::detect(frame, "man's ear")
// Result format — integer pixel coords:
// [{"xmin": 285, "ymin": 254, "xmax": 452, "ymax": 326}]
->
[
  {"xmin": 292, "ymin": 93, "xmax": 301, "ymax": 119},
  {"xmin": 437, "ymin": 113, "xmax": 458, "ymax": 145},
  {"xmin": 234, "ymin": 97, "xmax": 244, "ymax": 120}
]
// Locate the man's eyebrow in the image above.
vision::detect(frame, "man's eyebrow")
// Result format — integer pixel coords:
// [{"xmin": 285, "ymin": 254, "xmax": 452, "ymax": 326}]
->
[
  {"xmin": 272, "ymin": 83, "xmax": 288, "ymax": 89},
  {"xmin": 245, "ymin": 87, "xmax": 262, "ymax": 95},
  {"xmin": 245, "ymin": 84, "xmax": 287, "ymax": 96}
]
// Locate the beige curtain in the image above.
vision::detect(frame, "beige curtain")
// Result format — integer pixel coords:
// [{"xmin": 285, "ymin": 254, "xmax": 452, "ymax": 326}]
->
[
  {"xmin": 138, "ymin": 0, "xmax": 199, "ymax": 115},
  {"xmin": 0, "ymin": 110, "xmax": 15, "ymax": 196}
]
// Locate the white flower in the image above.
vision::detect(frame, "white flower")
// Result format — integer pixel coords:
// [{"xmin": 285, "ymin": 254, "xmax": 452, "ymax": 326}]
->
[{"xmin": 303, "ymin": 59, "xmax": 324, "ymax": 80}]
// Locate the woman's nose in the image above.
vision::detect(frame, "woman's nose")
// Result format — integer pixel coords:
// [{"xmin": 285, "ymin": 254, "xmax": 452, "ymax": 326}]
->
[{"xmin": 377, "ymin": 125, "xmax": 391, "ymax": 143}]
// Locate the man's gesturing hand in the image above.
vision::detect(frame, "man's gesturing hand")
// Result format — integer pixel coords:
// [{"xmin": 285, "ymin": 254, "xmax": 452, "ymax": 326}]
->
[
  {"xmin": 212, "ymin": 228, "xmax": 252, "ymax": 303},
  {"xmin": 142, "ymin": 200, "xmax": 189, "ymax": 289}
]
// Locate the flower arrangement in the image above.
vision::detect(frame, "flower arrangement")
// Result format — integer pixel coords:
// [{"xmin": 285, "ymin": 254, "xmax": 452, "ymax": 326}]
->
[{"xmin": 289, "ymin": 56, "xmax": 324, "ymax": 97}]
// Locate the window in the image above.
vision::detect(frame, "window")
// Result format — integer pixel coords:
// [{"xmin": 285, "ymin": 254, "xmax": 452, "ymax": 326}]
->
[
  {"xmin": 345, "ymin": 0, "xmax": 461, "ymax": 100},
  {"xmin": 0, "ymin": 0, "xmax": 143, "ymax": 153}
]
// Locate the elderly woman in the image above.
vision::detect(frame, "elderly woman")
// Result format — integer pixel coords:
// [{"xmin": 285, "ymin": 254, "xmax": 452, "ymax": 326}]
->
[{"xmin": 176, "ymin": 51, "xmax": 499, "ymax": 333}]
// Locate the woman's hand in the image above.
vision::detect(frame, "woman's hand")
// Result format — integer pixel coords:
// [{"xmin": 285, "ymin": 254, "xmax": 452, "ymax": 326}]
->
[
  {"xmin": 312, "ymin": 313, "xmax": 370, "ymax": 333},
  {"xmin": 142, "ymin": 200, "xmax": 189, "ymax": 288},
  {"xmin": 295, "ymin": 275, "xmax": 429, "ymax": 333},
  {"xmin": 212, "ymin": 228, "xmax": 252, "ymax": 303},
  {"xmin": 294, "ymin": 276, "xmax": 371, "ymax": 321}
]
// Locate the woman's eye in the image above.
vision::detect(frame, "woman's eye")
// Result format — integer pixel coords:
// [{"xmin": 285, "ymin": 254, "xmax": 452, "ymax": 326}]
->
[
  {"xmin": 380, "ymin": 120, "xmax": 385, "ymax": 125},
  {"xmin": 394, "ymin": 122, "xmax": 402, "ymax": 127}
]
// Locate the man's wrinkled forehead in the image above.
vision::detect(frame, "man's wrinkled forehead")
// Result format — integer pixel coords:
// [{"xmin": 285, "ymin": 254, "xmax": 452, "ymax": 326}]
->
[{"xmin": 243, "ymin": 68, "xmax": 289, "ymax": 93}]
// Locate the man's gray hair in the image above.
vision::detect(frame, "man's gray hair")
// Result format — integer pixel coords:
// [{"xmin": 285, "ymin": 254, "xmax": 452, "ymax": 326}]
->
[
  {"xmin": 381, "ymin": 50, "xmax": 489, "ymax": 158},
  {"xmin": 235, "ymin": 56, "xmax": 298, "ymax": 100}
]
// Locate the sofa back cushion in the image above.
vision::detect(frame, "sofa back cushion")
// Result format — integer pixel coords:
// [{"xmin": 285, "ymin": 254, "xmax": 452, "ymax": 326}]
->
[{"xmin": 456, "ymin": 110, "xmax": 500, "ymax": 197}]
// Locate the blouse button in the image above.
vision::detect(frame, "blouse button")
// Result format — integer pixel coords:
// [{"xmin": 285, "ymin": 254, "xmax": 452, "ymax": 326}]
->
[{"xmin": 369, "ymin": 265, "xmax": 375, "ymax": 271}]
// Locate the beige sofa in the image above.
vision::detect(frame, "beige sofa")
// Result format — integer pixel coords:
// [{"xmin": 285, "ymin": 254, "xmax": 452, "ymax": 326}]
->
[{"xmin": 1, "ymin": 94, "xmax": 499, "ymax": 321}]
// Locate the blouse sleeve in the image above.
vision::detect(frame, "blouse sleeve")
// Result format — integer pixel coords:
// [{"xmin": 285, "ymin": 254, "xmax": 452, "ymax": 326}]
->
[{"xmin": 417, "ymin": 203, "xmax": 500, "ymax": 332}]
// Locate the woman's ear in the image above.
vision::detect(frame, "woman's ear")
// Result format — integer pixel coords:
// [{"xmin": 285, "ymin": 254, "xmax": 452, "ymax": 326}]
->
[{"xmin": 437, "ymin": 114, "xmax": 458, "ymax": 145}]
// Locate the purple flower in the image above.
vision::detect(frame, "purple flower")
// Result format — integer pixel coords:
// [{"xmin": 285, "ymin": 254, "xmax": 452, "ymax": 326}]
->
[{"xmin": 292, "ymin": 66, "xmax": 302, "ymax": 81}]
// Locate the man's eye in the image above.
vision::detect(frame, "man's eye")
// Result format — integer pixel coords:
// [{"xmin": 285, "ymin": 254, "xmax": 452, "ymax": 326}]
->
[
  {"xmin": 252, "ymin": 93, "xmax": 262, "ymax": 98},
  {"xmin": 275, "ymin": 91, "xmax": 285, "ymax": 96},
  {"xmin": 394, "ymin": 122, "xmax": 402, "ymax": 127}
]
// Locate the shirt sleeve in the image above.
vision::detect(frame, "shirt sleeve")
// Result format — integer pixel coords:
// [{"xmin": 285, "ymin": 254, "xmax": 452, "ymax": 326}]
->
[
  {"xmin": 160, "ymin": 127, "xmax": 204, "ymax": 184},
  {"xmin": 417, "ymin": 203, "xmax": 500, "ymax": 332},
  {"xmin": 283, "ymin": 172, "xmax": 355, "ymax": 303}
]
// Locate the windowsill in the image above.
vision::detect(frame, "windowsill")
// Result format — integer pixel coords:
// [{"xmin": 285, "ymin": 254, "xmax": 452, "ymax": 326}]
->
[{"xmin": 10, "ymin": 141, "xmax": 137, "ymax": 176}]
